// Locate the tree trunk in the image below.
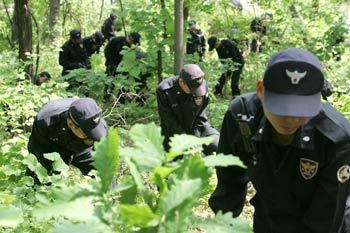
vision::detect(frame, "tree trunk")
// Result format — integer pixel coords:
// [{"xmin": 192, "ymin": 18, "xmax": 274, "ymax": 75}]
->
[
  {"xmin": 174, "ymin": 0, "xmax": 184, "ymax": 75},
  {"xmin": 157, "ymin": 0, "xmax": 167, "ymax": 83},
  {"xmin": 49, "ymin": 0, "xmax": 60, "ymax": 40},
  {"xmin": 15, "ymin": 0, "xmax": 33, "ymax": 78}
]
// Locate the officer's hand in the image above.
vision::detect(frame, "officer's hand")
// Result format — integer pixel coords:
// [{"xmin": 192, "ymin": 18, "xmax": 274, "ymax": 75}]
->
[{"xmin": 78, "ymin": 63, "xmax": 86, "ymax": 68}]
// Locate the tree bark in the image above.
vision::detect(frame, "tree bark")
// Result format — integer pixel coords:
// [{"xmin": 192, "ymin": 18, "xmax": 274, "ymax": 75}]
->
[
  {"xmin": 49, "ymin": 0, "xmax": 60, "ymax": 40},
  {"xmin": 15, "ymin": 0, "xmax": 33, "ymax": 78},
  {"xmin": 174, "ymin": 0, "xmax": 184, "ymax": 75}
]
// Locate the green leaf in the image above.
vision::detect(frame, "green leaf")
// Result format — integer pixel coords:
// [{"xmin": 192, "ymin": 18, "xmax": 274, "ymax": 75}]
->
[
  {"xmin": 117, "ymin": 175, "xmax": 137, "ymax": 204},
  {"xmin": 120, "ymin": 204, "xmax": 160, "ymax": 228},
  {"xmin": 32, "ymin": 197, "xmax": 98, "ymax": 222},
  {"xmin": 168, "ymin": 134, "xmax": 214, "ymax": 159},
  {"xmin": 52, "ymin": 220, "xmax": 111, "ymax": 233},
  {"xmin": 44, "ymin": 152, "xmax": 69, "ymax": 172},
  {"xmin": 22, "ymin": 153, "xmax": 49, "ymax": 183},
  {"xmin": 93, "ymin": 128, "xmax": 120, "ymax": 193},
  {"xmin": 194, "ymin": 211, "xmax": 252, "ymax": 233},
  {"xmin": 0, "ymin": 205, "xmax": 23, "ymax": 227},
  {"xmin": 128, "ymin": 123, "xmax": 164, "ymax": 169},
  {"xmin": 203, "ymin": 154, "xmax": 246, "ymax": 168},
  {"xmin": 157, "ymin": 179, "xmax": 202, "ymax": 214}
]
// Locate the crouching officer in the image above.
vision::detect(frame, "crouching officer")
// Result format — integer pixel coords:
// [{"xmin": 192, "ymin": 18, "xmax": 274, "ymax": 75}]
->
[
  {"xmin": 156, "ymin": 64, "xmax": 219, "ymax": 155},
  {"xmin": 31, "ymin": 71, "xmax": 51, "ymax": 86},
  {"xmin": 82, "ymin": 31, "xmax": 104, "ymax": 57},
  {"xmin": 209, "ymin": 48, "xmax": 350, "ymax": 232},
  {"xmin": 26, "ymin": 98, "xmax": 108, "ymax": 183}
]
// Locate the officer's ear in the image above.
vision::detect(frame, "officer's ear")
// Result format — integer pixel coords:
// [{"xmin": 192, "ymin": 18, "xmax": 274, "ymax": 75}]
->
[{"xmin": 256, "ymin": 80, "xmax": 264, "ymax": 101}]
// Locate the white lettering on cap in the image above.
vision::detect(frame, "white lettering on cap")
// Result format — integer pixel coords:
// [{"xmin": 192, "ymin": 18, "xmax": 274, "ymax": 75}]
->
[{"xmin": 286, "ymin": 69, "xmax": 307, "ymax": 85}]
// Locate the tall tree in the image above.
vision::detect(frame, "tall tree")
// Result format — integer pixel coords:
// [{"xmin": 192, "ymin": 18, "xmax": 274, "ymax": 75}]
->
[
  {"xmin": 174, "ymin": 0, "xmax": 184, "ymax": 75},
  {"xmin": 14, "ymin": 0, "xmax": 33, "ymax": 78},
  {"xmin": 49, "ymin": 0, "xmax": 60, "ymax": 40}
]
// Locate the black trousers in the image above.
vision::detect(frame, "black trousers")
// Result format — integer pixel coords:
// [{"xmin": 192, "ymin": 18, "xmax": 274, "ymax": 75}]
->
[{"xmin": 214, "ymin": 68, "xmax": 242, "ymax": 97}]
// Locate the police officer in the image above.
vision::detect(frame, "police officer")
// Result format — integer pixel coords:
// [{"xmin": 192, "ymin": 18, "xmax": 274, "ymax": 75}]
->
[
  {"xmin": 104, "ymin": 32, "xmax": 141, "ymax": 77},
  {"xmin": 156, "ymin": 64, "xmax": 219, "ymax": 155},
  {"xmin": 186, "ymin": 20, "xmax": 206, "ymax": 60},
  {"xmin": 101, "ymin": 13, "xmax": 117, "ymax": 41},
  {"xmin": 27, "ymin": 98, "xmax": 108, "ymax": 183},
  {"xmin": 59, "ymin": 29, "xmax": 90, "ymax": 76},
  {"xmin": 209, "ymin": 48, "xmax": 350, "ymax": 232},
  {"xmin": 82, "ymin": 31, "xmax": 104, "ymax": 57},
  {"xmin": 207, "ymin": 36, "xmax": 245, "ymax": 97},
  {"xmin": 31, "ymin": 71, "xmax": 51, "ymax": 86},
  {"xmin": 250, "ymin": 15, "xmax": 269, "ymax": 53}
]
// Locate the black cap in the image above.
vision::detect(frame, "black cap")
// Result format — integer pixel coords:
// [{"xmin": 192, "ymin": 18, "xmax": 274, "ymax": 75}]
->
[
  {"xmin": 263, "ymin": 48, "xmax": 324, "ymax": 117},
  {"xmin": 129, "ymin": 32, "xmax": 141, "ymax": 45},
  {"xmin": 188, "ymin": 20, "xmax": 196, "ymax": 27},
  {"xmin": 110, "ymin": 13, "xmax": 117, "ymax": 20},
  {"xmin": 38, "ymin": 71, "xmax": 51, "ymax": 79},
  {"xmin": 70, "ymin": 29, "xmax": 81, "ymax": 39},
  {"xmin": 94, "ymin": 31, "xmax": 104, "ymax": 43},
  {"xmin": 68, "ymin": 98, "xmax": 108, "ymax": 141},
  {"xmin": 180, "ymin": 64, "xmax": 207, "ymax": 96},
  {"xmin": 208, "ymin": 36, "xmax": 218, "ymax": 51}
]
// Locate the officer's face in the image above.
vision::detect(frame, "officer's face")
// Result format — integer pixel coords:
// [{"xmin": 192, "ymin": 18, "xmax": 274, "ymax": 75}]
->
[
  {"xmin": 263, "ymin": 109, "xmax": 308, "ymax": 135},
  {"xmin": 67, "ymin": 118, "xmax": 94, "ymax": 146},
  {"xmin": 257, "ymin": 80, "xmax": 309, "ymax": 135}
]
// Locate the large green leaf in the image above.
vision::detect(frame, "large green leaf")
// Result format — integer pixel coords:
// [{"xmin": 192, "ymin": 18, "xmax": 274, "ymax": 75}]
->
[
  {"xmin": 22, "ymin": 153, "xmax": 49, "ymax": 183},
  {"xmin": 52, "ymin": 220, "xmax": 111, "ymax": 233},
  {"xmin": 44, "ymin": 152, "xmax": 69, "ymax": 172},
  {"xmin": 120, "ymin": 204, "xmax": 160, "ymax": 228},
  {"xmin": 194, "ymin": 211, "xmax": 252, "ymax": 233},
  {"xmin": 157, "ymin": 179, "xmax": 202, "ymax": 214},
  {"xmin": 168, "ymin": 134, "xmax": 214, "ymax": 159},
  {"xmin": 0, "ymin": 205, "xmax": 23, "ymax": 227},
  {"xmin": 93, "ymin": 128, "xmax": 120, "ymax": 193},
  {"xmin": 128, "ymin": 123, "xmax": 164, "ymax": 169},
  {"xmin": 203, "ymin": 154, "xmax": 246, "ymax": 168},
  {"xmin": 32, "ymin": 196, "xmax": 98, "ymax": 222}
]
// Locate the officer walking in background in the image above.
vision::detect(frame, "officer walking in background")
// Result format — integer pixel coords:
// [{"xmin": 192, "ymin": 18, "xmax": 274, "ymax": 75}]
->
[
  {"xmin": 26, "ymin": 98, "xmax": 108, "ymax": 183},
  {"xmin": 82, "ymin": 31, "xmax": 105, "ymax": 57},
  {"xmin": 31, "ymin": 71, "xmax": 51, "ymax": 86},
  {"xmin": 207, "ymin": 36, "xmax": 245, "ymax": 97},
  {"xmin": 156, "ymin": 64, "xmax": 219, "ymax": 155},
  {"xmin": 186, "ymin": 20, "xmax": 206, "ymax": 61},
  {"xmin": 104, "ymin": 32, "xmax": 141, "ymax": 100},
  {"xmin": 104, "ymin": 32, "xmax": 141, "ymax": 77},
  {"xmin": 59, "ymin": 29, "xmax": 90, "ymax": 76},
  {"xmin": 209, "ymin": 48, "xmax": 350, "ymax": 232},
  {"xmin": 101, "ymin": 13, "xmax": 117, "ymax": 41}
]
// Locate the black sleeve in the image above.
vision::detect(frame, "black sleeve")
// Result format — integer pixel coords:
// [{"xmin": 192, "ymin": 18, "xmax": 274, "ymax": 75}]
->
[{"xmin": 208, "ymin": 108, "xmax": 249, "ymax": 217}]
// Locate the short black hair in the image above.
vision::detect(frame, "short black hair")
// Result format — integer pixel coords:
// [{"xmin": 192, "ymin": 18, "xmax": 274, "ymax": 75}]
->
[{"xmin": 129, "ymin": 32, "xmax": 141, "ymax": 45}]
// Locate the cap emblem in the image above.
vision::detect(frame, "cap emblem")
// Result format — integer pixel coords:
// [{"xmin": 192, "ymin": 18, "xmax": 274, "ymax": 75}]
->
[
  {"xmin": 93, "ymin": 115, "xmax": 101, "ymax": 124},
  {"xmin": 286, "ymin": 69, "xmax": 307, "ymax": 85}
]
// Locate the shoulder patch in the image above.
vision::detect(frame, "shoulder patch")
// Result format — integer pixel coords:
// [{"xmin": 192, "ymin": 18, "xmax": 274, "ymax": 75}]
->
[
  {"xmin": 337, "ymin": 165, "xmax": 350, "ymax": 183},
  {"xmin": 300, "ymin": 158, "xmax": 319, "ymax": 180}
]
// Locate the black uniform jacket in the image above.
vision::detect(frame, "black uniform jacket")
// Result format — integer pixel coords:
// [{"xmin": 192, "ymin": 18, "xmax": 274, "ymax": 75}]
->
[
  {"xmin": 209, "ymin": 92, "xmax": 350, "ymax": 233},
  {"xmin": 104, "ymin": 36, "xmax": 130, "ymax": 67},
  {"xmin": 82, "ymin": 36, "xmax": 102, "ymax": 57},
  {"xmin": 186, "ymin": 29, "xmax": 206, "ymax": 56},
  {"xmin": 28, "ymin": 98, "xmax": 92, "ymax": 160},
  {"xmin": 156, "ymin": 76, "xmax": 213, "ymax": 150},
  {"xmin": 59, "ymin": 40, "xmax": 90, "ymax": 75},
  {"xmin": 216, "ymin": 39, "xmax": 245, "ymax": 69}
]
